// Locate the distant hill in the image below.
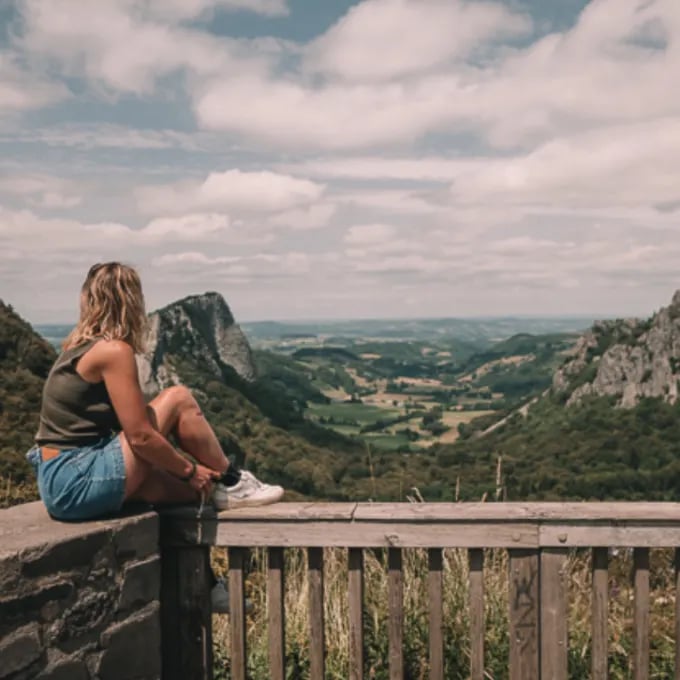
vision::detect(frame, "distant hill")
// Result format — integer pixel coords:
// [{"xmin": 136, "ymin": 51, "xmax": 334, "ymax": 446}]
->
[
  {"xmin": 458, "ymin": 332, "xmax": 579, "ymax": 400},
  {"xmin": 242, "ymin": 316, "xmax": 594, "ymax": 345}
]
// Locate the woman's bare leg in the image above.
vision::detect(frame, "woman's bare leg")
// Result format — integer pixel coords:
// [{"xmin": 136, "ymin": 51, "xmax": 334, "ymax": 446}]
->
[
  {"xmin": 147, "ymin": 385, "xmax": 229, "ymax": 473},
  {"xmin": 122, "ymin": 385, "xmax": 230, "ymax": 504}
]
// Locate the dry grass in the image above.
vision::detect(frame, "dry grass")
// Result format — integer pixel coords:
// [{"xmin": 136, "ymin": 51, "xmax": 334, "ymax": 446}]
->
[
  {"xmin": 211, "ymin": 546, "xmax": 677, "ymax": 679},
  {"xmin": 0, "ymin": 475, "xmax": 38, "ymax": 509}
]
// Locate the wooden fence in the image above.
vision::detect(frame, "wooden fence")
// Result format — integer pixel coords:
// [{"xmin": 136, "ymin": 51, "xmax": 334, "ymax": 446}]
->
[{"xmin": 159, "ymin": 502, "xmax": 680, "ymax": 680}]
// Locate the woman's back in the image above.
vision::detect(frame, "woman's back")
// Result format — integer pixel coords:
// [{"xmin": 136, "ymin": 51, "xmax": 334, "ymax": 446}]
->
[{"xmin": 35, "ymin": 340, "xmax": 120, "ymax": 449}]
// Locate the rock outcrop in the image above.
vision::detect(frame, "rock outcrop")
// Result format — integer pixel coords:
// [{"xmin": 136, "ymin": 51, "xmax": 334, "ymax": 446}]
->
[
  {"xmin": 137, "ymin": 292, "xmax": 256, "ymax": 395},
  {"xmin": 553, "ymin": 290, "xmax": 680, "ymax": 407}
]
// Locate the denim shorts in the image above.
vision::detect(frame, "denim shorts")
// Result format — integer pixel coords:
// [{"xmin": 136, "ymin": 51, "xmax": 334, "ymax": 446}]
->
[{"xmin": 26, "ymin": 434, "xmax": 127, "ymax": 521}]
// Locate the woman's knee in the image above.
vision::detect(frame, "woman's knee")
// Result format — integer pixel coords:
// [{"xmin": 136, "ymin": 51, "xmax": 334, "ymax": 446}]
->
[{"xmin": 160, "ymin": 385, "xmax": 197, "ymax": 414}]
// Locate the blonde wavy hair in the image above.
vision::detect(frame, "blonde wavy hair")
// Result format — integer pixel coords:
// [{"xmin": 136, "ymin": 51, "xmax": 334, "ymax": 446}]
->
[{"xmin": 63, "ymin": 262, "xmax": 147, "ymax": 353}]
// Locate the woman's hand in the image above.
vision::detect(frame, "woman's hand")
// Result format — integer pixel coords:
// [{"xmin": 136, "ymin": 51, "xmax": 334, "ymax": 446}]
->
[{"xmin": 187, "ymin": 464, "xmax": 220, "ymax": 495}]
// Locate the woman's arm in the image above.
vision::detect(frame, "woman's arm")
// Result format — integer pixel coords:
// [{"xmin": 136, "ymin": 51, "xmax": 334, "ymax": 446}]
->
[{"xmin": 95, "ymin": 340, "xmax": 203, "ymax": 480}]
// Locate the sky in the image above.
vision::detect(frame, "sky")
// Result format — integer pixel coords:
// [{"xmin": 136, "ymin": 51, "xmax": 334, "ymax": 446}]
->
[{"xmin": 0, "ymin": 0, "xmax": 679, "ymax": 323}]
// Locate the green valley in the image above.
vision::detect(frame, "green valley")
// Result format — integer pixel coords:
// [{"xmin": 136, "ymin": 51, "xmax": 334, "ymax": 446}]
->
[{"xmin": 10, "ymin": 290, "xmax": 680, "ymax": 506}]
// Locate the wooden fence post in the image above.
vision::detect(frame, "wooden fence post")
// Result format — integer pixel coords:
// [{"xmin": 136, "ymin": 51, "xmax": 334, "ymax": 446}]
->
[{"xmin": 159, "ymin": 506, "xmax": 216, "ymax": 680}]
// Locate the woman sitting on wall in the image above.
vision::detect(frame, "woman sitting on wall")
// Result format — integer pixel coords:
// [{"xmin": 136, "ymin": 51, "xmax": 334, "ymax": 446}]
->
[{"xmin": 26, "ymin": 262, "xmax": 283, "ymax": 607}]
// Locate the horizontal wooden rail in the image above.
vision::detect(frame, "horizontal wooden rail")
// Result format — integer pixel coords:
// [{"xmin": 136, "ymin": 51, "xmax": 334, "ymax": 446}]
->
[
  {"xmin": 163, "ymin": 502, "xmax": 680, "ymax": 548},
  {"xmin": 159, "ymin": 502, "xmax": 680, "ymax": 680}
]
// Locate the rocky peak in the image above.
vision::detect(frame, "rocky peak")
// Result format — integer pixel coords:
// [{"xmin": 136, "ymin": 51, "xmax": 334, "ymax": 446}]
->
[
  {"xmin": 553, "ymin": 290, "xmax": 680, "ymax": 408},
  {"xmin": 137, "ymin": 292, "xmax": 256, "ymax": 395},
  {"xmin": 671, "ymin": 289, "xmax": 680, "ymax": 312}
]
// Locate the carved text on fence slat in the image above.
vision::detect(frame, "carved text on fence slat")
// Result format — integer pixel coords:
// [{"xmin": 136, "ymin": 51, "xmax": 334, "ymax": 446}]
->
[{"xmin": 592, "ymin": 547, "xmax": 609, "ymax": 680}]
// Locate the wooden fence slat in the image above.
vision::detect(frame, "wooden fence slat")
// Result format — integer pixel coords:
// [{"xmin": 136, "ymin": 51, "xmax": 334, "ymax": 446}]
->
[
  {"xmin": 509, "ymin": 549, "xmax": 539, "ymax": 680},
  {"xmin": 428, "ymin": 549, "xmax": 444, "ymax": 680},
  {"xmin": 349, "ymin": 548, "xmax": 364, "ymax": 680},
  {"xmin": 468, "ymin": 549, "xmax": 484, "ymax": 680},
  {"xmin": 592, "ymin": 547, "xmax": 608, "ymax": 680},
  {"xmin": 268, "ymin": 547, "xmax": 285, "ymax": 680},
  {"xmin": 675, "ymin": 549, "xmax": 680, "ymax": 680},
  {"xmin": 229, "ymin": 547, "xmax": 248, "ymax": 680},
  {"xmin": 388, "ymin": 548, "xmax": 404, "ymax": 680},
  {"xmin": 540, "ymin": 548, "xmax": 568, "ymax": 680},
  {"xmin": 634, "ymin": 548, "xmax": 650, "ymax": 680},
  {"xmin": 308, "ymin": 547, "xmax": 325, "ymax": 680}
]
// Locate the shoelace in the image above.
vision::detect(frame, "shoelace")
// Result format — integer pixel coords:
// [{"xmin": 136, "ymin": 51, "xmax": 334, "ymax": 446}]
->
[{"xmin": 197, "ymin": 490, "xmax": 206, "ymax": 542}]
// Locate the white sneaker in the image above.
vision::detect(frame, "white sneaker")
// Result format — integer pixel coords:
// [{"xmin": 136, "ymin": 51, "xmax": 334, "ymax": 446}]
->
[{"xmin": 213, "ymin": 470, "xmax": 284, "ymax": 510}]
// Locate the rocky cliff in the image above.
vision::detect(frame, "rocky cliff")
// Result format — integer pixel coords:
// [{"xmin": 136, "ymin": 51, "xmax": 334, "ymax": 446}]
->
[
  {"xmin": 137, "ymin": 292, "xmax": 256, "ymax": 396},
  {"xmin": 553, "ymin": 290, "xmax": 680, "ymax": 407}
]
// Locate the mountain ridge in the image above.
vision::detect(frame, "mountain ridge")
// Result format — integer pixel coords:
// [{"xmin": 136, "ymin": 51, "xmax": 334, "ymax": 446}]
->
[{"xmin": 553, "ymin": 290, "xmax": 680, "ymax": 408}]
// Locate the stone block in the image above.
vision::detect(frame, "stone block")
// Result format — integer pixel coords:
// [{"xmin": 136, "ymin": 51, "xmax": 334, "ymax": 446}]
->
[
  {"xmin": 35, "ymin": 656, "xmax": 89, "ymax": 680},
  {"xmin": 22, "ymin": 531, "xmax": 111, "ymax": 578},
  {"xmin": 0, "ymin": 581, "xmax": 74, "ymax": 622},
  {"xmin": 98, "ymin": 602, "xmax": 161, "ymax": 679},
  {"xmin": 0, "ymin": 623, "xmax": 43, "ymax": 679},
  {"xmin": 0, "ymin": 554, "xmax": 21, "ymax": 592},
  {"xmin": 48, "ymin": 589, "xmax": 116, "ymax": 647},
  {"xmin": 118, "ymin": 556, "xmax": 160, "ymax": 611},
  {"xmin": 114, "ymin": 514, "xmax": 159, "ymax": 562}
]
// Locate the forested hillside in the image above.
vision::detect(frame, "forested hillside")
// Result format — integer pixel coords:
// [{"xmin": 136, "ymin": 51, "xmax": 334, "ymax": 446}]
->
[{"xmin": 0, "ymin": 301, "xmax": 55, "ymax": 505}]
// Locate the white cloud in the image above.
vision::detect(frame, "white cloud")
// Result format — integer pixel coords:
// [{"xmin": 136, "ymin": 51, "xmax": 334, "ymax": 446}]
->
[
  {"xmin": 194, "ymin": 0, "xmax": 680, "ymax": 151},
  {"xmin": 446, "ymin": 118, "xmax": 680, "ymax": 209},
  {"xmin": 152, "ymin": 251, "xmax": 242, "ymax": 266},
  {"xmin": 268, "ymin": 203, "xmax": 336, "ymax": 230},
  {"xmin": 0, "ymin": 173, "xmax": 82, "ymax": 208},
  {"xmin": 306, "ymin": 0, "xmax": 531, "ymax": 82},
  {"xmin": 0, "ymin": 52, "xmax": 67, "ymax": 113},
  {"xmin": 136, "ymin": 169, "xmax": 325, "ymax": 215},
  {"xmin": 344, "ymin": 223, "xmax": 396, "ymax": 245},
  {"xmin": 0, "ymin": 207, "xmax": 233, "ymax": 252},
  {"xmin": 16, "ymin": 0, "xmax": 258, "ymax": 94},
  {"xmin": 286, "ymin": 157, "xmax": 464, "ymax": 181},
  {"xmin": 193, "ymin": 74, "xmax": 457, "ymax": 150},
  {"xmin": 2, "ymin": 124, "xmax": 214, "ymax": 151},
  {"xmin": 287, "ymin": 115, "xmax": 680, "ymax": 213},
  {"xmin": 141, "ymin": 213, "xmax": 231, "ymax": 240},
  {"xmin": 351, "ymin": 253, "xmax": 447, "ymax": 274}
]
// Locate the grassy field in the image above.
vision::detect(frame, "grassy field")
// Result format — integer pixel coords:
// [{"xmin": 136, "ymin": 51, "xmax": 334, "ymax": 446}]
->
[
  {"xmin": 307, "ymin": 395, "xmax": 496, "ymax": 450},
  {"xmin": 307, "ymin": 402, "xmax": 400, "ymax": 424}
]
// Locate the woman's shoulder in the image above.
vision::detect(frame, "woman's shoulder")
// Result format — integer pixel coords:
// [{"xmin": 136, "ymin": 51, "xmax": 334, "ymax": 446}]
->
[
  {"xmin": 72, "ymin": 339, "xmax": 136, "ymax": 370},
  {"xmin": 89, "ymin": 338, "xmax": 135, "ymax": 359}
]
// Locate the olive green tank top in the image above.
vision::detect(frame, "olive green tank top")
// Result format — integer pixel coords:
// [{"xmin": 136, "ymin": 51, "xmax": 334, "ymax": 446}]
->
[{"xmin": 35, "ymin": 339, "xmax": 121, "ymax": 449}]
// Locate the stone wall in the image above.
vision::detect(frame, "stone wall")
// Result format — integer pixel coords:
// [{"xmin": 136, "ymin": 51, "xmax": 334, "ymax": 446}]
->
[{"xmin": 0, "ymin": 502, "xmax": 161, "ymax": 680}]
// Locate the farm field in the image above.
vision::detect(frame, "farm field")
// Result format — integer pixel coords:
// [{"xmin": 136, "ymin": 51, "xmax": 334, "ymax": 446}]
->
[{"xmin": 258, "ymin": 324, "xmax": 586, "ymax": 452}]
